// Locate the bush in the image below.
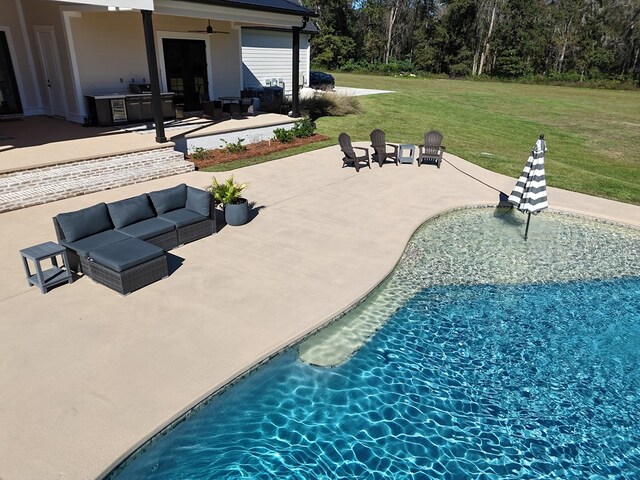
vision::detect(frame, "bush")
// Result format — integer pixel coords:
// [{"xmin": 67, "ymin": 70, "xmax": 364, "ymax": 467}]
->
[
  {"xmin": 220, "ymin": 138, "xmax": 247, "ymax": 154},
  {"xmin": 300, "ymin": 92, "xmax": 363, "ymax": 121},
  {"xmin": 190, "ymin": 147, "xmax": 211, "ymax": 160},
  {"xmin": 273, "ymin": 128, "xmax": 295, "ymax": 143},
  {"xmin": 291, "ymin": 119, "xmax": 316, "ymax": 138}
]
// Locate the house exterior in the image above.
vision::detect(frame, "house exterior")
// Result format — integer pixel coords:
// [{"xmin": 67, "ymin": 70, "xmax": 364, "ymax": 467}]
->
[
  {"xmin": 241, "ymin": 22, "xmax": 316, "ymax": 97},
  {"xmin": 0, "ymin": 0, "xmax": 314, "ymax": 134}
]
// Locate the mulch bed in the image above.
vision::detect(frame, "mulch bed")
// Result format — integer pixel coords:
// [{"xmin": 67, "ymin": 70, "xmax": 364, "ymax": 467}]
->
[{"xmin": 188, "ymin": 134, "xmax": 329, "ymax": 169}]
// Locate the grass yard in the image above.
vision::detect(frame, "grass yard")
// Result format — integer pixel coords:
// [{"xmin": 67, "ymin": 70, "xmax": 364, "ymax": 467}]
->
[{"xmin": 209, "ymin": 74, "xmax": 640, "ymax": 205}]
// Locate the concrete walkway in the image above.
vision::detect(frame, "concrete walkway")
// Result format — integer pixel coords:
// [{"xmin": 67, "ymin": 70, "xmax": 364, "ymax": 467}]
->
[{"xmin": 0, "ymin": 146, "xmax": 638, "ymax": 480}]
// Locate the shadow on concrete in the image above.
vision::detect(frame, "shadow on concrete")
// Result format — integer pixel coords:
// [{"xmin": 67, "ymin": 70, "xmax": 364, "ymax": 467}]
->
[{"xmin": 166, "ymin": 253, "xmax": 185, "ymax": 276}]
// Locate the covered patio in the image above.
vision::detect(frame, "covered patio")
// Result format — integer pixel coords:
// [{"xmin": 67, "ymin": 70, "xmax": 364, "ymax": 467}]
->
[
  {"xmin": 0, "ymin": 113, "xmax": 296, "ymax": 173},
  {"xmin": 1, "ymin": 0, "xmax": 314, "ymax": 143}
]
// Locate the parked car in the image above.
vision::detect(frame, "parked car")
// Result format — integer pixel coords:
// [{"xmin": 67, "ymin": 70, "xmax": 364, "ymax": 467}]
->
[{"xmin": 309, "ymin": 71, "xmax": 335, "ymax": 91}]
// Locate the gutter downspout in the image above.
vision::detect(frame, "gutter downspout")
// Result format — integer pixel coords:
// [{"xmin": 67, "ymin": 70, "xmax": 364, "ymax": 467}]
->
[{"xmin": 141, "ymin": 10, "xmax": 167, "ymax": 143}]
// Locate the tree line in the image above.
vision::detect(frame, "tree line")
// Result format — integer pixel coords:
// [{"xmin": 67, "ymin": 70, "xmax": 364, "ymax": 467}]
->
[{"xmin": 302, "ymin": 0, "xmax": 640, "ymax": 84}]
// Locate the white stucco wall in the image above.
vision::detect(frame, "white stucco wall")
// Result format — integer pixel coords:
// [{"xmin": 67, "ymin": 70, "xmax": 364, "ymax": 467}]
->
[
  {"xmin": 241, "ymin": 28, "xmax": 309, "ymax": 96},
  {"xmin": 70, "ymin": 12, "xmax": 240, "ymax": 99}
]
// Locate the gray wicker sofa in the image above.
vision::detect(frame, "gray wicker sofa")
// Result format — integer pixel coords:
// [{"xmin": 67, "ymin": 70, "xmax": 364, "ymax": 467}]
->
[{"xmin": 52, "ymin": 184, "xmax": 215, "ymax": 292}]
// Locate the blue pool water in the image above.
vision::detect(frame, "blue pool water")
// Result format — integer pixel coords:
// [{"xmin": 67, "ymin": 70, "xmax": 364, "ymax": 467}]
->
[{"xmin": 114, "ymin": 276, "xmax": 640, "ymax": 479}]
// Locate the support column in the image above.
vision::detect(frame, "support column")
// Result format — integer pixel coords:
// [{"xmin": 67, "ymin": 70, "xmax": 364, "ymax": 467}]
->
[
  {"xmin": 141, "ymin": 10, "xmax": 167, "ymax": 143},
  {"xmin": 290, "ymin": 25, "xmax": 301, "ymax": 118}
]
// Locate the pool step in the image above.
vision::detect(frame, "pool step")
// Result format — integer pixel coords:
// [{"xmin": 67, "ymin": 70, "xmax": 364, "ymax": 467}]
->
[{"xmin": 0, "ymin": 146, "xmax": 194, "ymax": 213}]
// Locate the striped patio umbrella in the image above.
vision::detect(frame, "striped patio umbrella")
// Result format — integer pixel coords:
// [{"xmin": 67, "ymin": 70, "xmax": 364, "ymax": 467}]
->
[{"xmin": 508, "ymin": 135, "xmax": 548, "ymax": 240}]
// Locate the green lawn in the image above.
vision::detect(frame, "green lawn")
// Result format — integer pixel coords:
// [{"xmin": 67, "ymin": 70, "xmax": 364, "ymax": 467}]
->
[{"xmin": 210, "ymin": 74, "xmax": 640, "ymax": 205}]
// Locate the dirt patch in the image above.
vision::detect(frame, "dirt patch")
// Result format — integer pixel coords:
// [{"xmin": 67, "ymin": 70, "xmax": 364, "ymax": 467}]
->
[{"xmin": 188, "ymin": 134, "xmax": 330, "ymax": 169}]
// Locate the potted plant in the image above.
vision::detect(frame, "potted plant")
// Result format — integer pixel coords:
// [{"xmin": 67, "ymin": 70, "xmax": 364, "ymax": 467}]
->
[{"xmin": 208, "ymin": 176, "xmax": 250, "ymax": 226}]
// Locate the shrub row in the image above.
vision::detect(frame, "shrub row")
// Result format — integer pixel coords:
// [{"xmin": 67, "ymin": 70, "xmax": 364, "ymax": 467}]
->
[{"xmin": 273, "ymin": 119, "xmax": 317, "ymax": 144}]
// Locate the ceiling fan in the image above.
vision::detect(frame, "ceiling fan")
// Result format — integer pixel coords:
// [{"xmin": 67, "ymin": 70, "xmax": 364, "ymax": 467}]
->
[{"xmin": 189, "ymin": 19, "xmax": 230, "ymax": 35}]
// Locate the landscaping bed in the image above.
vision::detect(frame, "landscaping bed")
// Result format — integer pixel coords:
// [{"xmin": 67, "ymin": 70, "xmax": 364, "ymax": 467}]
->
[{"xmin": 188, "ymin": 134, "xmax": 329, "ymax": 170}]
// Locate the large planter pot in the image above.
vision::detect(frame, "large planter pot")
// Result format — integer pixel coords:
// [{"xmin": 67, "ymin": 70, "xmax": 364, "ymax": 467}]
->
[{"xmin": 224, "ymin": 198, "xmax": 249, "ymax": 226}]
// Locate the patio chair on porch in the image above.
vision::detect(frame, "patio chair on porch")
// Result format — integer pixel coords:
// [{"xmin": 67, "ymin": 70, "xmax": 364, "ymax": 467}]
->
[
  {"xmin": 240, "ymin": 97, "xmax": 259, "ymax": 116},
  {"xmin": 417, "ymin": 130, "xmax": 446, "ymax": 168},
  {"xmin": 339, "ymin": 133, "xmax": 371, "ymax": 172},
  {"xmin": 369, "ymin": 129, "xmax": 399, "ymax": 167},
  {"xmin": 202, "ymin": 100, "xmax": 229, "ymax": 122}
]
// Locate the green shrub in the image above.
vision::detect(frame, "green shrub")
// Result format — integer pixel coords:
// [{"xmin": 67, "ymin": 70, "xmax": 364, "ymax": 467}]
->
[
  {"xmin": 291, "ymin": 119, "xmax": 316, "ymax": 138},
  {"xmin": 190, "ymin": 147, "xmax": 211, "ymax": 160},
  {"xmin": 273, "ymin": 128, "xmax": 295, "ymax": 143},
  {"xmin": 220, "ymin": 138, "xmax": 247, "ymax": 154}
]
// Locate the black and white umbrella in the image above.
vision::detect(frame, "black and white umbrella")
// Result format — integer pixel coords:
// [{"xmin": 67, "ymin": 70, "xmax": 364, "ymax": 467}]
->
[{"xmin": 508, "ymin": 135, "xmax": 548, "ymax": 240}]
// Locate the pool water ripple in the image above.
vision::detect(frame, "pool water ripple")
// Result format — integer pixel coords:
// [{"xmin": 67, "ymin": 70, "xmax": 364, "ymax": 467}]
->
[
  {"xmin": 299, "ymin": 208, "xmax": 640, "ymax": 367},
  {"xmin": 112, "ymin": 209, "xmax": 640, "ymax": 479}
]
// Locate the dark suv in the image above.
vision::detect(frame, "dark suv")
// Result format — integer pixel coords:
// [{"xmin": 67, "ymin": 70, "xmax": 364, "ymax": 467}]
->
[{"xmin": 309, "ymin": 71, "xmax": 335, "ymax": 91}]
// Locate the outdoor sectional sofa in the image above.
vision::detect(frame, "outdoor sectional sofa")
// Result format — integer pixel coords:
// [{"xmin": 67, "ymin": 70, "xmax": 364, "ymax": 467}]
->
[{"xmin": 53, "ymin": 184, "xmax": 216, "ymax": 294}]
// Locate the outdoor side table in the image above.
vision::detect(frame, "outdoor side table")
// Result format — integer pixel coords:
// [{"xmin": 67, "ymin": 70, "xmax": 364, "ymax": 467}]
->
[
  {"xmin": 20, "ymin": 241, "xmax": 73, "ymax": 294},
  {"xmin": 398, "ymin": 144, "xmax": 415, "ymax": 164}
]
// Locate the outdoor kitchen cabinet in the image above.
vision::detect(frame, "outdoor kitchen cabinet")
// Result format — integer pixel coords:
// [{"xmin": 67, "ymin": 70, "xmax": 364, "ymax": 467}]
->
[
  {"xmin": 125, "ymin": 96, "xmax": 152, "ymax": 123},
  {"xmin": 86, "ymin": 93, "xmax": 175, "ymax": 126},
  {"xmin": 85, "ymin": 95, "xmax": 128, "ymax": 127}
]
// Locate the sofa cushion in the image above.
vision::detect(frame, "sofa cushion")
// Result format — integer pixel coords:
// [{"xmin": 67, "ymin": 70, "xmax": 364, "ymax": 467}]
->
[
  {"xmin": 89, "ymin": 237, "xmax": 164, "ymax": 273},
  {"xmin": 116, "ymin": 217, "xmax": 175, "ymax": 240},
  {"xmin": 158, "ymin": 208, "xmax": 207, "ymax": 228},
  {"xmin": 60, "ymin": 229, "xmax": 130, "ymax": 257},
  {"xmin": 56, "ymin": 203, "xmax": 113, "ymax": 242},
  {"xmin": 186, "ymin": 186, "xmax": 211, "ymax": 217},
  {"xmin": 148, "ymin": 184, "xmax": 187, "ymax": 214},
  {"xmin": 107, "ymin": 194, "xmax": 155, "ymax": 229}
]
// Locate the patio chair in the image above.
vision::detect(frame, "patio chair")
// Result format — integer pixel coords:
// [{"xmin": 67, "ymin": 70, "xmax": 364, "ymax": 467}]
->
[
  {"xmin": 338, "ymin": 133, "xmax": 371, "ymax": 172},
  {"xmin": 202, "ymin": 100, "xmax": 229, "ymax": 122},
  {"xmin": 417, "ymin": 130, "xmax": 446, "ymax": 168},
  {"xmin": 240, "ymin": 97, "xmax": 259, "ymax": 116},
  {"xmin": 369, "ymin": 129, "xmax": 399, "ymax": 167}
]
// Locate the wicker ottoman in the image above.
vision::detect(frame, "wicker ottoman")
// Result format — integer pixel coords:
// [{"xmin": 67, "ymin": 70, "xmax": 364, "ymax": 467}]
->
[{"xmin": 87, "ymin": 238, "xmax": 168, "ymax": 295}]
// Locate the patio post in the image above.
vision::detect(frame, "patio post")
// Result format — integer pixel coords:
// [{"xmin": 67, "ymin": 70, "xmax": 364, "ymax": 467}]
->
[
  {"xmin": 290, "ymin": 17, "xmax": 307, "ymax": 118},
  {"xmin": 141, "ymin": 10, "xmax": 167, "ymax": 143}
]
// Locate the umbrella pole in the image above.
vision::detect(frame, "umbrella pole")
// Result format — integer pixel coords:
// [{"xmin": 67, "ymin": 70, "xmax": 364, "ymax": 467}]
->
[{"xmin": 524, "ymin": 212, "xmax": 532, "ymax": 241}]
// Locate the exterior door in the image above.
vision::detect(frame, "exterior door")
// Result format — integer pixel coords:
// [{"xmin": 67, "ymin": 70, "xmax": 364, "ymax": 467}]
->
[
  {"xmin": 0, "ymin": 31, "xmax": 23, "ymax": 115},
  {"xmin": 162, "ymin": 39, "xmax": 208, "ymax": 111},
  {"xmin": 35, "ymin": 27, "xmax": 66, "ymax": 117}
]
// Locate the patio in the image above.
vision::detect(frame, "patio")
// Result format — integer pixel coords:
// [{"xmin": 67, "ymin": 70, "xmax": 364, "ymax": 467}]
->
[
  {"xmin": 0, "ymin": 146, "xmax": 639, "ymax": 480},
  {"xmin": 0, "ymin": 113, "xmax": 295, "ymax": 173}
]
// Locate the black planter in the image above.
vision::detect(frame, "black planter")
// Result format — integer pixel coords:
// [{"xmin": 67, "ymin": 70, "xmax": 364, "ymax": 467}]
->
[{"xmin": 224, "ymin": 198, "xmax": 249, "ymax": 226}]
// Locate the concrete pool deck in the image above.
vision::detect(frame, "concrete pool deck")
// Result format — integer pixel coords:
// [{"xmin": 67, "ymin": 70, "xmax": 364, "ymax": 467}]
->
[{"xmin": 0, "ymin": 145, "xmax": 639, "ymax": 480}]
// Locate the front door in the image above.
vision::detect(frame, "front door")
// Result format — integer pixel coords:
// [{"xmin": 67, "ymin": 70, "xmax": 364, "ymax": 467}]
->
[
  {"xmin": 162, "ymin": 39, "xmax": 208, "ymax": 111},
  {"xmin": 0, "ymin": 31, "xmax": 23, "ymax": 116},
  {"xmin": 35, "ymin": 27, "xmax": 66, "ymax": 117}
]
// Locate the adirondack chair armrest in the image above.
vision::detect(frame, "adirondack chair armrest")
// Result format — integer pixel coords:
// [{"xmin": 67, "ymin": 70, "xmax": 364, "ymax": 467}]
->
[
  {"xmin": 353, "ymin": 146, "xmax": 369, "ymax": 153},
  {"xmin": 386, "ymin": 143, "xmax": 399, "ymax": 151}
]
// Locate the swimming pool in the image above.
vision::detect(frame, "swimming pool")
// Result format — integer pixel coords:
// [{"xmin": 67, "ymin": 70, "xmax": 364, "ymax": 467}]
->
[{"xmin": 111, "ymin": 208, "xmax": 640, "ymax": 479}]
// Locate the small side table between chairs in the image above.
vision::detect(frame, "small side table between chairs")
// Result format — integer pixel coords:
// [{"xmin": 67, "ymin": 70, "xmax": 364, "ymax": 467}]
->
[
  {"xmin": 398, "ymin": 144, "xmax": 415, "ymax": 164},
  {"xmin": 20, "ymin": 241, "xmax": 73, "ymax": 294}
]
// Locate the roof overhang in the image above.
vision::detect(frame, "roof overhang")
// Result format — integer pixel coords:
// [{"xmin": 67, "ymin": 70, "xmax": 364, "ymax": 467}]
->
[
  {"xmin": 154, "ymin": 0, "xmax": 313, "ymax": 27},
  {"xmin": 54, "ymin": 0, "xmax": 154, "ymax": 9},
  {"xmin": 52, "ymin": 0, "xmax": 316, "ymax": 20},
  {"xmin": 173, "ymin": 0, "xmax": 315, "ymax": 17}
]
